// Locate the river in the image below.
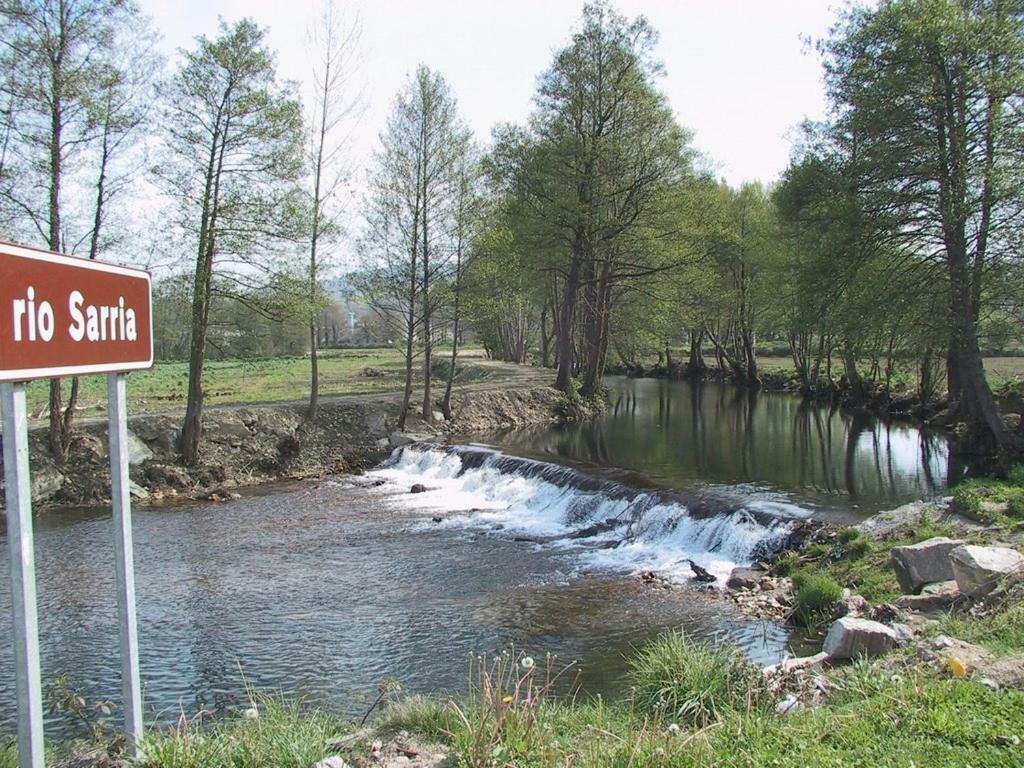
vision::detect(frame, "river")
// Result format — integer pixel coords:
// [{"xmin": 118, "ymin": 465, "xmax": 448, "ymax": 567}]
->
[{"xmin": 0, "ymin": 377, "xmax": 952, "ymax": 737}]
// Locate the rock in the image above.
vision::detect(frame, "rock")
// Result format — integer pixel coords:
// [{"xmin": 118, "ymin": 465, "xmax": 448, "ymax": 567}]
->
[
  {"xmin": 143, "ymin": 463, "xmax": 193, "ymax": 490},
  {"xmin": 763, "ymin": 651, "xmax": 829, "ymax": 678},
  {"xmin": 432, "ymin": 410, "xmax": 445, "ymax": 423},
  {"xmin": 389, "ymin": 431, "xmax": 433, "ymax": 447},
  {"xmin": 686, "ymin": 559, "xmax": 716, "ymax": 583},
  {"xmin": 858, "ymin": 500, "xmax": 948, "ymax": 537},
  {"xmin": 895, "ymin": 580, "xmax": 961, "ymax": 612},
  {"xmin": 832, "ymin": 594, "xmax": 871, "ymax": 620},
  {"xmin": 823, "ymin": 617, "xmax": 900, "ymax": 660},
  {"xmin": 726, "ymin": 566, "xmax": 764, "ymax": 590},
  {"xmin": 1003, "ymin": 413, "xmax": 1021, "ymax": 431},
  {"xmin": 375, "ymin": 438, "xmax": 390, "ymax": 450},
  {"xmin": 128, "ymin": 481, "xmax": 150, "ymax": 500},
  {"xmin": 30, "ymin": 467, "xmax": 65, "ymax": 503},
  {"xmin": 410, "ymin": 484, "xmax": 428, "ymax": 494},
  {"xmin": 313, "ymin": 758, "xmax": 350, "ymax": 768},
  {"xmin": 125, "ymin": 431, "xmax": 153, "ymax": 466},
  {"xmin": 775, "ymin": 694, "xmax": 801, "ymax": 715},
  {"xmin": 949, "ymin": 545, "xmax": 1024, "ymax": 597},
  {"xmin": 891, "ymin": 537, "xmax": 965, "ymax": 594}
]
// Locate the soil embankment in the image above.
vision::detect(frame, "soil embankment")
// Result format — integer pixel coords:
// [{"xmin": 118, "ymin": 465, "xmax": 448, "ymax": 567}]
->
[{"xmin": 5, "ymin": 361, "xmax": 577, "ymax": 508}]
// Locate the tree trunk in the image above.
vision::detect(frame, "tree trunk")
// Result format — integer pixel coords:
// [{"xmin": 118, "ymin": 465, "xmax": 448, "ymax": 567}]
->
[{"xmin": 555, "ymin": 253, "xmax": 581, "ymax": 393}]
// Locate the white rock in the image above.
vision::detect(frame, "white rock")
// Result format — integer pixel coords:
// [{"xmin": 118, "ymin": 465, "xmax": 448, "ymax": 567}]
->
[
  {"xmin": 313, "ymin": 757, "xmax": 350, "ymax": 768},
  {"xmin": 949, "ymin": 545, "xmax": 1024, "ymax": 597},
  {"xmin": 890, "ymin": 537, "xmax": 965, "ymax": 594},
  {"xmin": 125, "ymin": 431, "xmax": 154, "ymax": 466},
  {"xmin": 776, "ymin": 694, "xmax": 801, "ymax": 715},
  {"xmin": 823, "ymin": 617, "xmax": 900, "ymax": 660}
]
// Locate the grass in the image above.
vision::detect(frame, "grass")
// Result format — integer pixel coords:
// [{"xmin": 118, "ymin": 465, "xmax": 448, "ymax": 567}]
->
[
  {"xmin": 377, "ymin": 657, "xmax": 1024, "ymax": 768},
  {"xmin": 791, "ymin": 572, "xmax": 844, "ymax": 628},
  {"xmin": 9, "ymin": 625, "xmax": 1024, "ymax": 767},
  {"xmin": 140, "ymin": 697, "xmax": 348, "ymax": 768},
  {"xmin": 628, "ymin": 631, "xmax": 772, "ymax": 728},
  {"xmin": 19, "ymin": 347, "xmax": 498, "ymax": 425}
]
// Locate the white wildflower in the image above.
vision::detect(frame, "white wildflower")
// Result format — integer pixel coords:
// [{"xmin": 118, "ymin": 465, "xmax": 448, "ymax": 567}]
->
[
  {"xmin": 667, "ymin": 723, "xmax": 680, "ymax": 734},
  {"xmin": 243, "ymin": 707, "xmax": 259, "ymax": 720},
  {"xmin": 521, "ymin": 656, "xmax": 535, "ymax": 671}
]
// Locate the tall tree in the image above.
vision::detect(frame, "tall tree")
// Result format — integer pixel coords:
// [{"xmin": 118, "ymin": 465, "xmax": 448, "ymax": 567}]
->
[
  {"xmin": 159, "ymin": 19, "xmax": 304, "ymax": 465},
  {"xmin": 0, "ymin": 0, "xmax": 156, "ymax": 459},
  {"xmin": 359, "ymin": 65, "xmax": 469, "ymax": 427},
  {"xmin": 490, "ymin": 1, "xmax": 692, "ymax": 395},
  {"xmin": 823, "ymin": 0, "xmax": 1024, "ymax": 452},
  {"xmin": 305, "ymin": 0, "xmax": 363, "ymax": 420}
]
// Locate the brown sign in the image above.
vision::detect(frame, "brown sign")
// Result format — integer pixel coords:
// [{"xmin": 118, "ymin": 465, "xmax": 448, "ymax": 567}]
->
[{"xmin": 0, "ymin": 240, "xmax": 153, "ymax": 382}]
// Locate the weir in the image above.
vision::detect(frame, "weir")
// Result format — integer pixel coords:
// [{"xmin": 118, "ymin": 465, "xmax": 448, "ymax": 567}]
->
[{"xmin": 371, "ymin": 444, "xmax": 802, "ymax": 583}]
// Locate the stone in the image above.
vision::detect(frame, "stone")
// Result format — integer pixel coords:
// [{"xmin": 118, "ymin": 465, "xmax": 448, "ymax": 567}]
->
[
  {"xmin": 949, "ymin": 545, "xmax": 1024, "ymax": 597},
  {"xmin": 762, "ymin": 651, "xmax": 829, "ymax": 678},
  {"xmin": 128, "ymin": 481, "xmax": 150, "ymax": 500},
  {"xmin": 30, "ymin": 467, "xmax": 64, "ymax": 502},
  {"xmin": 410, "ymin": 484, "xmax": 428, "ymax": 494},
  {"xmin": 125, "ymin": 431, "xmax": 153, "ymax": 466},
  {"xmin": 775, "ymin": 694, "xmax": 801, "ymax": 715},
  {"xmin": 832, "ymin": 594, "xmax": 871, "ymax": 620},
  {"xmin": 823, "ymin": 617, "xmax": 900, "ymax": 660},
  {"xmin": 389, "ymin": 431, "xmax": 433, "ymax": 447},
  {"xmin": 726, "ymin": 566, "xmax": 764, "ymax": 590},
  {"xmin": 313, "ymin": 758, "xmax": 350, "ymax": 768},
  {"xmin": 890, "ymin": 537, "xmax": 965, "ymax": 594},
  {"xmin": 432, "ymin": 410, "xmax": 446, "ymax": 423},
  {"xmin": 895, "ymin": 580, "xmax": 961, "ymax": 612}
]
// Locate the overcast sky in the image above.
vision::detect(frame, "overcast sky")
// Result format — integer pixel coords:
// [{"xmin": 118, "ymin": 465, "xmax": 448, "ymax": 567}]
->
[{"xmin": 143, "ymin": 0, "xmax": 841, "ymax": 187}]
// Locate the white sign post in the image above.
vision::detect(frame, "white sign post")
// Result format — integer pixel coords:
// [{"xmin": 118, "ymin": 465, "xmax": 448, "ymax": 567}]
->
[
  {"xmin": 0, "ymin": 241, "xmax": 153, "ymax": 767},
  {"xmin": 2, "ymin": 382, "xmax": 45, "ymax": 768}
]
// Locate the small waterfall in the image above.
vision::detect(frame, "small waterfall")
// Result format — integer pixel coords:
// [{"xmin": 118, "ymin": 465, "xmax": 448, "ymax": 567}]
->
[{"xmin": 368, "ymin": 445, "xmax": 806, "ymax": 583}]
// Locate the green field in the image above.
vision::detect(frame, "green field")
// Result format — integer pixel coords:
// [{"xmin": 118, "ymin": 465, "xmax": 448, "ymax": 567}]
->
[
  {"xmin": 24, "ymin": 348, "xmax": 417, "ymax": 422},
  {"xmin": 754, "ymin": 355, "xmax": 1024, "ymax": 386}
]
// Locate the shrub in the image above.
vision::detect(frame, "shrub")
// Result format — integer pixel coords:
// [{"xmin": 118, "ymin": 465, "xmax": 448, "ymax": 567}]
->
[
  {"xmin": 952, "ymin": 484, "xmax": 984, "ymax": 517},
  {"xmin": 628, "ymin": 631, "xmax": 771, "ymax": 729},
  {"xmin": 1008, "ymin": 493, "xmax": 1024, "ymax": 520},
  {"xmin": 792, "ymin": 572, "xmax": 843, "ymax": 627}
]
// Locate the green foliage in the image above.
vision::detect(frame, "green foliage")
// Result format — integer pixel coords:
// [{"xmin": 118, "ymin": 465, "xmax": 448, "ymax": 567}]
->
[
  {"xmin": 0, "ymin": 743, "xmax": 14, "ymax": 768},
  {"xmin": 1008, "ymin": 464, "xmax": 1024, "ymax": 488},
  {"xmin": 628, "ymin": 631, "xmax": 771, "ymax": 728},
  {"xmin": 791, "ymin": 572, "xmax": 843, "ymax": 627},
  {"xmin": 953, "ymin": 484, "xmax": 985, "ymax": 518}
]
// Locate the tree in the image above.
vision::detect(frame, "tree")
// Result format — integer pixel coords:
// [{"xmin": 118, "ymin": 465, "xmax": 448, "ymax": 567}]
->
[
  {"xmin": 159, "ymin": 19, "xmax": 304, "ymax": 465},
  {"xmin": 490, "ymin": 1, "xmax": 692, "ymax": 396},
  {"xmin": 823, "ymin": 0, "xmax": 1024, "ymax": 452},
  {"xmin": 305, "ymin": 0, "xmax": 363, "ymax": 420},
  {"xmin": 0, "ymin": 0, "xmax": 156, "ymax": 459},
  {"xmin": 359, "ymin": 65, "xmax": 469, "ymax": 428}
]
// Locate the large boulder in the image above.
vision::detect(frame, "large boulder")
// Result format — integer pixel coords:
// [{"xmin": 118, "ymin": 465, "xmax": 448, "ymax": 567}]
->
[
  {"xmin": 823, "ymin": 617, "xmax": 900, "ymax": 660},
  {"xmin": 949, "ymin": 545, "xmax": 1024, "ymax": 597},
  {"xmin": 890, "ymin": 537, "xmax": 965, "ymax": 594}
]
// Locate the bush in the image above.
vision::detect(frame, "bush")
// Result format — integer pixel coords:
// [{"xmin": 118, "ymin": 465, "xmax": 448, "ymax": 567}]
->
[
  {"xmin": 628, "ymin": 631, "xmax": 771, "ymax": 729},
  {"xmin": 952, "ymin": 484, "xmax": 984, "ymax": 517},
  {"xmin": 792, "ymin": 572, "xmax": 843, "ymax": 627}
]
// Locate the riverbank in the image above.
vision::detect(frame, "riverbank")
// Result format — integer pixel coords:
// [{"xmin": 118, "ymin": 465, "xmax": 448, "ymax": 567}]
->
[
  {"xmin": 5, "ymin": 360, "xmax": 589, "ymax": 509},
  {"xmin": 4, "ymin": 483, "xmax": 1023, "ymax": 766}
]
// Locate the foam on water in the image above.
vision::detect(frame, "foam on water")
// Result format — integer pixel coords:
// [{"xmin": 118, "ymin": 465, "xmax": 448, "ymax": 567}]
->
[{"xmin": 366, "ymin": 445, "xmax": 805, "ymax": 583}]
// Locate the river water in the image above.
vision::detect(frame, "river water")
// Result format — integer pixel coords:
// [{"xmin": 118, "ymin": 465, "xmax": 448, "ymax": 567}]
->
[{"xmin": 0, "ymin": 377, "xmax": 951, "ymax": 737}]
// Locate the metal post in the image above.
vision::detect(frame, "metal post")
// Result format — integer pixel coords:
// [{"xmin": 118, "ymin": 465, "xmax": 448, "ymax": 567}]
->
[
  {"xmin": 107, "ymin": 373, "xmax": 143, "ymax": 755},
  {"xmin": 2, "ymin": 382, "xmax": 45, "ymax": 768}
]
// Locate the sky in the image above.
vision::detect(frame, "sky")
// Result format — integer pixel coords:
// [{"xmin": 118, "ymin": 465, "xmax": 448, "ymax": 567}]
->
[{"xmin": 142, "ymin": 0, "xmax": 842, "ymax": 187}]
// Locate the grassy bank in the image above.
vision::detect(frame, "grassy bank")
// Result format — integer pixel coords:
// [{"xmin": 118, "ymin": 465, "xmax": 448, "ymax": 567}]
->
[{"xmin": 20, "ymin": 348, "xmax": 504, "ymax": 425}]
